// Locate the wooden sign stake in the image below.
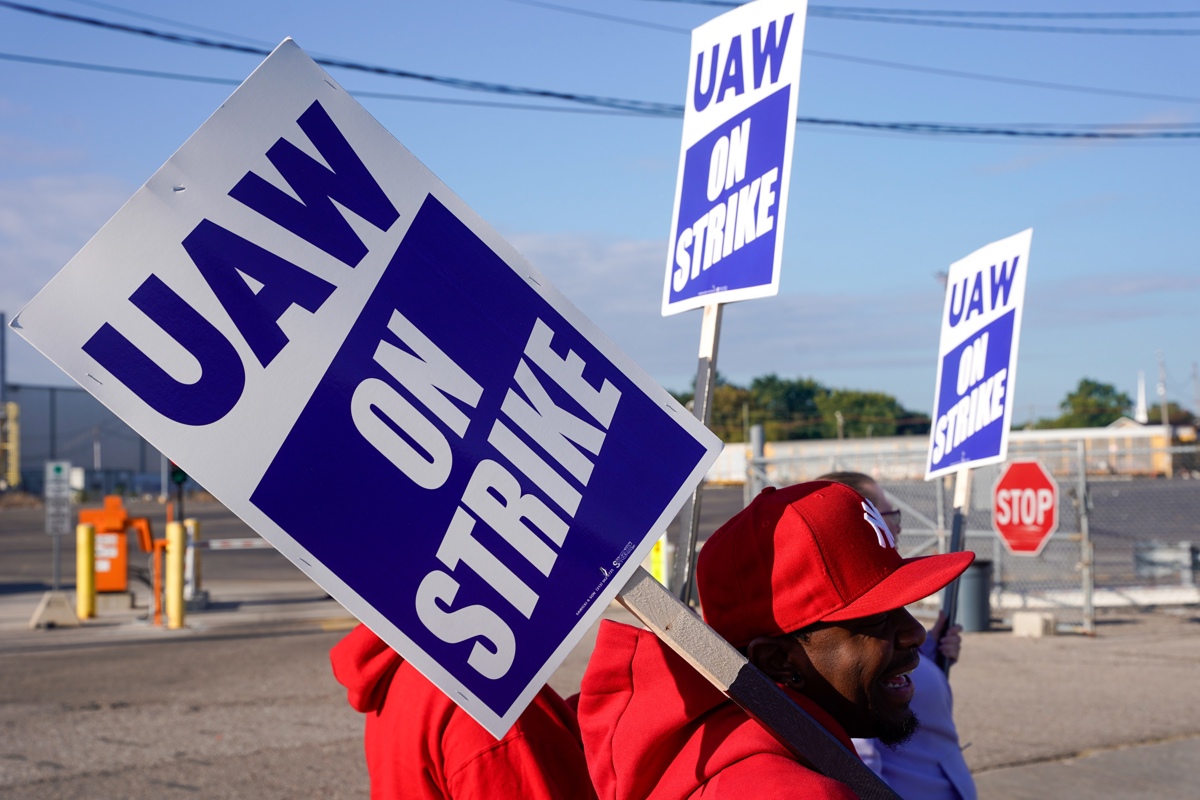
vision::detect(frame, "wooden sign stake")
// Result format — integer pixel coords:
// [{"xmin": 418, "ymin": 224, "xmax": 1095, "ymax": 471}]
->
[{"xmin": 936, "ymin": 465, "xmax": 972, "ymax": 674}]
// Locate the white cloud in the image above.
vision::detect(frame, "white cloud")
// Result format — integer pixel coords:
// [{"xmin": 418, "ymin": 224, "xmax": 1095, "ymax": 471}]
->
[
  {"xmin": 0, "ymin": 174, "xmax": 130, "ymax": 300},
  {"xmin": 1045, "ymin": 271, "xmax": 1200, "ymax": 299},
  {"xmin": 505, "ymin": 231, "xmax": 945, "ymax": 397},
  {"xmin": 0, "ymin": 173, "xmax": 132, "ymax": 383},
  {"xmin": 0, "ymin": 135, "xmax": 87, "ymax": 169},
  {"xmin": 503, "ymin": 233, "xmax": 1200, "ymax": 414},
  {"xmin": 0, "ymin": 95, "xmax": 23, "ymax": 117},
  {"xmin": 978, "ymin": 110, "xmax": 1198, "ymax": 175},
  {"xmin": 506, "ymin": 232, "xmax": 698, "ymax": 385}
]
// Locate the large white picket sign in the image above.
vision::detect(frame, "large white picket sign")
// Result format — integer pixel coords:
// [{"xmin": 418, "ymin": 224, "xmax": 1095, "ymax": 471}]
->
[
  {"xmin": 12, "ymin": 40, "xmax": 722, "ymax": 736},
  {"xmin": 926, "ymin": 229, "xmax": 1032, "ymax": 480},
  {"xmin": 662, "ymin": 0, "xmax": 807, "ymax": 316}
]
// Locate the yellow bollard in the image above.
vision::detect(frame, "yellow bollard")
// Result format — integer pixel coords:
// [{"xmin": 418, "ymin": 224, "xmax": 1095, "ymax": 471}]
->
[
  {"xmin": 649, "ymin": 536, "xmax": 666, "ymax": 585},
  {"xmin": 76, "ymin": 523, "xmax": 95, "ymax": 619},
  {"xmin": 165, "ymin": 521, "xmax": 185, "ymax": 630}
]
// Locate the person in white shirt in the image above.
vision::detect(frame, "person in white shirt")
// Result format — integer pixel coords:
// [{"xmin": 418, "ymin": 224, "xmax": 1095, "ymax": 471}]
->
[{"xmin": 820, "ymin": 471, "xmax": 977, "ymax": 800}]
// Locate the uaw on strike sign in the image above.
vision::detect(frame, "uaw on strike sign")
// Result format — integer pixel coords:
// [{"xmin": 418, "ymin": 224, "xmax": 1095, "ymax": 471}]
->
[
  {"xmin": 13, "ymin": 40, "xmax": 722, "ymax": 736},
  {"xmin": 662, "ymin": 0, "xmax": 807, "ymax": 316},
  {"xmin": 926, "ymin": 230, "xmax": 1032, "ymax": 480}
]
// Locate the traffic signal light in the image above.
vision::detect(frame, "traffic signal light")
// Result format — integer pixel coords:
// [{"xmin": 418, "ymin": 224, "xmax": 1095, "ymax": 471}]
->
[{"xmin": 169, "ymin": 461, "xmax": 188, "ymax": 485}]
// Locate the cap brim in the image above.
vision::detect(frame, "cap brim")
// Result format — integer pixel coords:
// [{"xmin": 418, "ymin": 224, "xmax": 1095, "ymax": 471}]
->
[{"xmin": 821, "ymin": 551, "xmax": 975, "ymax": 622}]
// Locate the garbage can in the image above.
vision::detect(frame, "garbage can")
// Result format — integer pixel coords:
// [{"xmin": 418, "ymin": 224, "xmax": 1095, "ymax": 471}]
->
[{"xmin": 957, "ymin": 559, "xmax": 993, "ymax": 632}]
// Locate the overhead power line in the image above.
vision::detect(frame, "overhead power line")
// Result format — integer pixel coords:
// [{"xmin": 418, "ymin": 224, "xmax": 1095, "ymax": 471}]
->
[
  {"xmin": 793, "ymin": 120, "xmax": 1200, "ymax": 139},
  {"xmin": 8, "ymin": 48, "xmax": 1200, "ymax": 141},
  {"xmin": 0, "ymin": 51, "xmax": 649, "ymax": 116},
  {"xmin": 807, "ymin": 49, "xmax": 1200, "ymax": 105},
  {"xmin": 0, "ymin": 50, "xmax": 242, "ymax": 87},
  {"xmin": 499, "ymin": 0, "xmax": 691, "ymax": 33},
  {"xmin": 0, "ymin": 0, "xmax": 679, "ymax": 116},
  {"xmin": 811, "ymin": 11, "xmax": 1200, "ymax": 35},
  {"xmin": 62, "ymin": 0, "xmax": 272, "ymax": 46},
  {"xmin": 3, "ymin": 3, "xmax": 1199, "ymax": 141},
  {"xmin": 508, "ymin": 0, "xmax": 1200, "ymax": 105},
  {"xmin": 648, "ymin": 2, "xmax": 1200, "ymax": 20},
  {"xmin": 819, "ymin": 6, "xmax": 1200, "ymax": 20},
  {"xmin": 637, "ymin": 0, "xmax": 1200, "ymax": 33}
]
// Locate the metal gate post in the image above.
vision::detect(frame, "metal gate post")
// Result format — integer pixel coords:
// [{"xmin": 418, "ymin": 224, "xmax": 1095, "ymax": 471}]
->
[
  {"xmin": 1077, "ymin": 440, "xmax": 1095, "ymax": 634},
  {"xmin": 745, "ymin": 424, "xmax": 765, "ymax": 505},
  {"xmin": 992, "ymin": 535, "xmax": 1003, "ymax": 597}
]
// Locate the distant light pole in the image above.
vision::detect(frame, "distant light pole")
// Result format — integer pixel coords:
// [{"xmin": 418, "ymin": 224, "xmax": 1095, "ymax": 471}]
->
[{"xmin": 1156, "ymin": 350, "xmax": 1170, "ymax": 427}]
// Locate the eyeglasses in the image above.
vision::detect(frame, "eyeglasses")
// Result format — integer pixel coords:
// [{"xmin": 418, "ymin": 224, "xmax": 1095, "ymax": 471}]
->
[{"xmin": 880, "ymin": 508, "xmax": 902, "ymax": 532}]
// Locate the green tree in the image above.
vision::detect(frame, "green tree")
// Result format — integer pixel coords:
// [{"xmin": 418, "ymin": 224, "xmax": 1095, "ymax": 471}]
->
[
  {"xmin": 708, "ymin": 382, "xmax": 756, "ymax": 443},
  {"xmin": 668, "ymin": 373, "xmax": 930, "ymax": 441},
  {"xmin": 1165, "ymin": 401, "xmax": 1196, "ymax": 426},
  {"xmin": 896, "ymin": 409, "xmax": 932, "ymax": 436},
  {"xmin": 1143, "ymin": 401, "xmax": 1196, "ymax": 427},
  {"xmin": 749, "ymin": 374, "xmax": 826, "ymax": 440},
  {"xmin": 1042, "ymin": 378, "xmax": 1132, "ymax": 428},
  {"xmin": 814, "ymin": 390, "xmax": 910, "ymax": 438}
]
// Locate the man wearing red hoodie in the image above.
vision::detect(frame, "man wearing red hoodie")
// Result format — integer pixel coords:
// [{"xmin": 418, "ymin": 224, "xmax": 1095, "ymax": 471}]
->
[
  {"xmin": 331, "ymin": 624, "xmax": 597, "ymax": 800},
  {"xmin": 577, "ymin": 481, "xmax": 974, "ymax": 799}
]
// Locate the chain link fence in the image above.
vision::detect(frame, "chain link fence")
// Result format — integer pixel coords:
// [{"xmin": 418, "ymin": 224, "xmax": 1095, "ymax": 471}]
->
[
  {"xmin": 6, "ymin": 383, "xmax": 167, "ymax": 496},
  {"xmin": 746, "ymin": 431, "xmax": 1200, "ymax": 633}
]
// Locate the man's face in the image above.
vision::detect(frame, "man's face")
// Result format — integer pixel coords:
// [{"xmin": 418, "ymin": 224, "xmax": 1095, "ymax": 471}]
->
[{"xmin": 793, "ymin": 607, "xmax": 926, "ymax": 744}]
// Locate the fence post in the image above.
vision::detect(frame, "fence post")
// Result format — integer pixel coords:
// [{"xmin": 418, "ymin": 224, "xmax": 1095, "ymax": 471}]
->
[
  {"xmin": 165, "ymin": 521, "xmax": 185, "ymax": 629},
  {"xmin": 183, "ymin": 518, "xmax": 202, "ymax": 603},
  {"xmin": 992, "ymin": 535, "xmax": 1003, "ymax": 599},
  {"xmin": 746, "ymin": 424, "xmax": 765, "ymax": 505},
  {"xmin": 1076, "ymin": 440, "xmax": 1094, "ymax": 634},
  {"xmin": 75, "ymin": 523, "xmax": 95, "ymax": 619}
]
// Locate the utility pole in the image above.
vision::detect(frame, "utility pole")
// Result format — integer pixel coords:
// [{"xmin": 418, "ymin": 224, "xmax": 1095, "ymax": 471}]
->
[
  {"xmin": 48, "ymin": 388, "xmax": 57, "ymax": 459},
  {"xmin": 1192, "ymin": 362, "xmax": 1199, "ymax": 425}
]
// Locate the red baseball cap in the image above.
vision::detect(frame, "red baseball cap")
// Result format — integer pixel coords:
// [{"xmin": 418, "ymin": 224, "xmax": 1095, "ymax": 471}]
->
[{"xmin": 697, "ymin": 481, "xmax": 974, "ymax": 648}]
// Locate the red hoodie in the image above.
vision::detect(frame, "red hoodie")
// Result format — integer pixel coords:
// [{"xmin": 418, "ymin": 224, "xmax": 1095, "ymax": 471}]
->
[
  {"xmin": 331, "ymin": 624, "xmax": 598, "ymax": 800},
  {"xmin": 577, "ymin": 621, "xmax": 860, "ymax": 800}
]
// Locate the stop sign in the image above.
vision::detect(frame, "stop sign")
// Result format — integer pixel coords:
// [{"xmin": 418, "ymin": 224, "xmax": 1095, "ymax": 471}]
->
[{"xmin": 993, "ymin": 461, "xmax": 1059, "ymax": 556}]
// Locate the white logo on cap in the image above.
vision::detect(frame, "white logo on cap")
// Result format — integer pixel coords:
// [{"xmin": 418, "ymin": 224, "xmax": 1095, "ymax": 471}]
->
[{"xmin": 862, "ymin": 500, "xmax": 896, "ymax": 549}]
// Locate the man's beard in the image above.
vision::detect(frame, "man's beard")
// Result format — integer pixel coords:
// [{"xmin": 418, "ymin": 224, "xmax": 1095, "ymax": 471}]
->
[{"xmin": 877, "ymin": 710, "xmax": 920, "ymax": 747}]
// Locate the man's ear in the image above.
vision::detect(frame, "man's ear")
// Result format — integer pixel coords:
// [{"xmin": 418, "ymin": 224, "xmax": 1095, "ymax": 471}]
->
[{"xmin": 746, "ymin": 634, "xmax": 809, "ymax": 687}]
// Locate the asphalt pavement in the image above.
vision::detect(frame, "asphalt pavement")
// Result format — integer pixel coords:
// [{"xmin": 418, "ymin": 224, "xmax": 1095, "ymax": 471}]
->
[{"xmin": 3, "ymin": 493, "xmax": 1199, "ymax": 798}]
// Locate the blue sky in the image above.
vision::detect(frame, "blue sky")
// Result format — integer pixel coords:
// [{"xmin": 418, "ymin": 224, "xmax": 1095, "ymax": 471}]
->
[{"xmin": 1, "ymin": 0, "xmax": 1198, "ymax": 422}]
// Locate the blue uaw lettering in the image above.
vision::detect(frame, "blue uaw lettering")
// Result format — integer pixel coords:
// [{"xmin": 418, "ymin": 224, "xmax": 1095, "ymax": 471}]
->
[
  {"xmin": 229, "ymin": 101, "xmax": 400, "ymax": 267},
  {"xmin": 930, "ymin": 330, "xmax": 1008, "ymax": 464},
  {"xmin": 693, "ymin": 14, "xmax": 794, "ymax": 113},
  {"xmin": 413, "ymin": 318, "xmax": 623, "ymax": 680},
  {"xmin": 81, "ymin": 276, "xmax": 246, "ymax": 426},
  {"xmin": 182, "ymin": 220, "xmax": 336, "ymax": 368},
  {"xmin": 82, "ymin": 100, "xmax": 399, "ymax": 426},
  {"xmin": 673, "ymin": 116, "xmax": 777, "ymax": 293},
  {"xmin": 947, "ymin": 256, "xmax": 1020, "ymax": 328}
]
